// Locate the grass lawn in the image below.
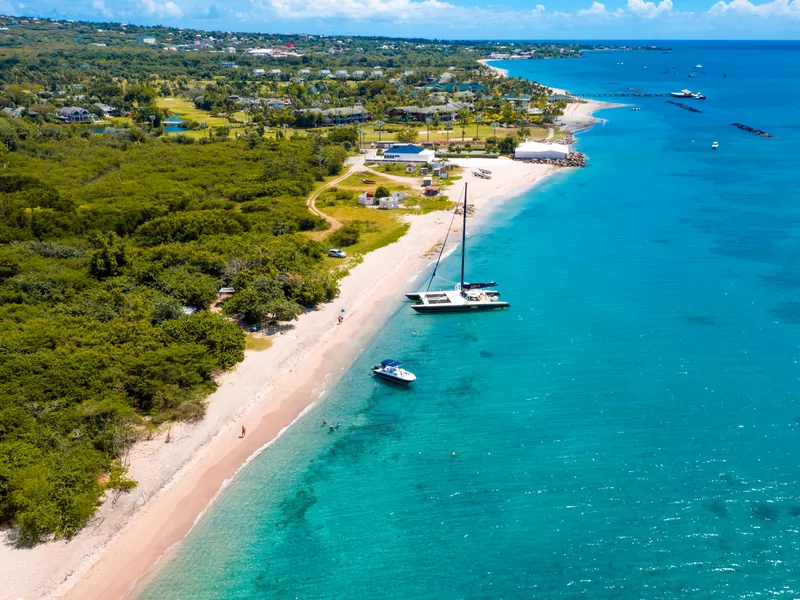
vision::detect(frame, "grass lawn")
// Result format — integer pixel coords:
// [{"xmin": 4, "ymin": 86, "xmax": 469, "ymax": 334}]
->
[
  {"xmin": 246, "ymin": 335, "xmax": 274, "ymax": 351},
  {"xmin": 157, "ymin": 97, "xmax": 249, "ymax": 137},
  {"xmin": 316, "ymin": 183, "xmax": 455, "ymax": 259},
  {"xmin": 352, "ymin": 123, "xmax": 550, "ymax": 144},
  {"xmin": 334, "ymin": 172, "xmax": 414, "ymax": 193}
]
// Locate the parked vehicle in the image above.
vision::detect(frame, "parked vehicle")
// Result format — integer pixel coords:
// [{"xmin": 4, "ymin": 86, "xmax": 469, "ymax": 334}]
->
[{"xmin": 328, "ymin": 249, "xmax": 347, "ymax": 258}]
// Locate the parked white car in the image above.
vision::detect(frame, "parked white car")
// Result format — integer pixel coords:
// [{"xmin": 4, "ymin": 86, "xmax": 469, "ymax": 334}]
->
[{"xmin": 328, "ymin": 249, "xmax": 347, "ymax": 258}]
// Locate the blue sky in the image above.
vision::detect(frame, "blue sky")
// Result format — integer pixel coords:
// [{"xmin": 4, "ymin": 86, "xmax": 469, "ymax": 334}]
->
[{"xmin": 10, "ymin": 0, "xmax": 800, "ymax": 39}]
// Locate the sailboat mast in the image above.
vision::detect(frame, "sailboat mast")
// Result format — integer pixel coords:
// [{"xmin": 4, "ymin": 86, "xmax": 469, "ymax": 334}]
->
[{"xmin": 460, "ymin": 183, "xmax": 467, "ymax": 290}]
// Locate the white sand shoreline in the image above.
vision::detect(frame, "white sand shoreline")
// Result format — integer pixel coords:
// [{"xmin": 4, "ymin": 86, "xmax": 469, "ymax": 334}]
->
[{"xmin": 0, "ymin": 78, "xmax": 618, "ymax": 600}]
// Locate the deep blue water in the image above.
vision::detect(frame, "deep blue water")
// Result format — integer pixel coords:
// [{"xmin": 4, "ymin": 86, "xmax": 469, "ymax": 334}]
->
[{"xmin": 139, "ymin": 44, "xmax": 800, "ymax": 599}]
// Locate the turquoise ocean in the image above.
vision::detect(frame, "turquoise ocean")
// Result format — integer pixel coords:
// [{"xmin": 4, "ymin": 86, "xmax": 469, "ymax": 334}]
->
[{"xmin": 140, "ymin": 42, "xmax": 800, "ymax": 599}]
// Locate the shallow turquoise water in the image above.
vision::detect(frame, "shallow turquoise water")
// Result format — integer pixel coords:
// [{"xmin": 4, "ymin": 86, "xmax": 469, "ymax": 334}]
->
[{"xmin": 140, "ymin": 42, "xmax": 800, "ymax": 599}]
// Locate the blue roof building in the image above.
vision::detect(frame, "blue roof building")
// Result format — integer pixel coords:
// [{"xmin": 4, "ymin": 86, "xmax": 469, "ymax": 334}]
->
[{"xmin": 383, "ymin": 144, "xmax": 436, "ymax": 163}]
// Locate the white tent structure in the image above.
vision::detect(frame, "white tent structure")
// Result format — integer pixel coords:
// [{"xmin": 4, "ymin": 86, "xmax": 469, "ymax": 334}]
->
[{"xmin": 514, "ymin": 142, "xmax": 569, "ymax": 160}]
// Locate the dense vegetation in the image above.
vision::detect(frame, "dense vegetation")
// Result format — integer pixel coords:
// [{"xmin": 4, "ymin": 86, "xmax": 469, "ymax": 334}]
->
[
  {"xmin": 0, "ymin": 15, "xmax": 593, "ymax": 545},
  {"xmin": 0, "ymin": 119, "xmax": 347, "ymax": 542}
]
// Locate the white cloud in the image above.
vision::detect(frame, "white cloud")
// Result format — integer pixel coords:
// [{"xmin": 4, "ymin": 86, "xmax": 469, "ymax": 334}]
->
[
  {"xmin": 535, "ymin": 3, "xmax": 546, "ymax": 9},
  {"xmin": 140, "ymin": 0, "xmax": 183, "ymax": 18},
  {"xmin": 92, "ymin": 0, "xmax": 113, "ymax": 18},
  {"xmin": 626, "ymin": 0, "xmax": 673, "ymax": 17},
  {"xmin": 250, "ymin": 0, "xmax": 457, "ymax": 20},
  {"xmin": 707, "ymin": 0, "xmax": 800, "ymax": 16},
  {"xmin": 578, "ymin": 1, "xmax": 608, "ymax": 14}
]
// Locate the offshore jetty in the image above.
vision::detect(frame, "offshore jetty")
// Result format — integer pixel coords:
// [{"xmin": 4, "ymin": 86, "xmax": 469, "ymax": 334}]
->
[
  {"xmin": 667, "ymin": 100, "xmax": 702, "ymax": 113},
  {"xmin": 732, "ymin": 123, "xmax": 774, "ymax": 138}
]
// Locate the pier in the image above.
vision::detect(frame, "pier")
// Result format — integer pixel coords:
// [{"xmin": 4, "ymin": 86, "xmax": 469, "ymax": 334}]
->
[{"xmin": 572, "ymin": 92, "xmax": 672, "ymax": 98}]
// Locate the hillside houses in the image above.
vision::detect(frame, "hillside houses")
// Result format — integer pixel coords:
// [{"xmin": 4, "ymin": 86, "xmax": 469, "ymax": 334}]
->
[
  {"xmin": 56, "ymin": 106, "xmax": 91, "ymax": 123},
  {"xmin": 388, "ymin": 101, "xmax": 467, "ymax": 122},
  {"xmin": 295, "ymin": 105, "xmax": 370, "ymax": 125}
]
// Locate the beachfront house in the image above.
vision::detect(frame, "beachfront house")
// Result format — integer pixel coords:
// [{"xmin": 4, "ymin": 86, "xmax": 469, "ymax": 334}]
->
[
  {"xmin": 383, "ymin": 144, "xmax": 436, "ymax": 164},
  {"xmin": 547, "ymin": 93, "xmax": 574, "ymax": 104},
  {"xmin": 514, "ymin": 141, "xmax": 569, "ymax": 160},
  {"xmin": 56, "ymin": 106, "xmax": 91, "ymax": 123},
  {"xmin": 357, "ymin": 192, "xmax": 376, "ymax": 206}
]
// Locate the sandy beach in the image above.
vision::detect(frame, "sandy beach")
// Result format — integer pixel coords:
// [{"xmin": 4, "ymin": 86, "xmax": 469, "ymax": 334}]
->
[
  {"xmin": 480, "ymin": 58, "xmax": 621, "ymax": 132},
  {"xmin": 1, "ymin": 156, "xmax": 560, "ymax": 600},
  {"xmin": 1, "ymin": 59, "xmax": 618, "ymax": 600}
]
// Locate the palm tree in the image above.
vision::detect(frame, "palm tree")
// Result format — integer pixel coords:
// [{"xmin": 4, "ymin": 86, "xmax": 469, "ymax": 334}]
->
[
  {"xmin": 475, "ymin": 115, "xmax": 482, "ymax": 140},
  {"xmin": 374, "ymin": 119, "xmax": 386, "ymax": 142},
  {"xmin": 457, "ymin": 108, "xmax": 470, "ymax": 142},
  {"xmin": 518, "ymin": 125, "xmax": 531, "ymax": 140}
]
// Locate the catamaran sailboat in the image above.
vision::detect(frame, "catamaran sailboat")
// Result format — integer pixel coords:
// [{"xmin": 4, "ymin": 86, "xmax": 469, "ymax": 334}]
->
[{"xmin": 406, "ymin": 183, "xmax": 510, "ymax": 314}]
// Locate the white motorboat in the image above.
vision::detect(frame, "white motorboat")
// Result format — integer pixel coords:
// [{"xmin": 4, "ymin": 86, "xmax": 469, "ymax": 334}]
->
[
  {"xmin": 695, "ymin": 64, "xmax": 703, "ymax": 69},
  {"xmin": 406, "ymin": 183, "xmax": 509, "ymax": 314},
  {"xmin": 670, "ymin": 89, "xmax": 693, "ymax": 98},
  {"xmin": 712, "ymin": 141, "xmax": 719, "ymax": 150},
  {"xmin": 372, "ymin": 360, "xmax": 416, "ymax": 384}
]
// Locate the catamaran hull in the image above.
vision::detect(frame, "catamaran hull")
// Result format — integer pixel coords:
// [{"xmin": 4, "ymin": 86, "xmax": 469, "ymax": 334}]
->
[
  {"xmin": 406, "ymin": 290, "xmax": 501, "ymax": 301},
  {"xmin": 411, "ymin": 302, "xmax": 510, "ymax": 313}
]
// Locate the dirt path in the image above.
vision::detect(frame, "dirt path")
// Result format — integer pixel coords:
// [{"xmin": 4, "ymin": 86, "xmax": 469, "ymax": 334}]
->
[
  {"xmin": 361, "ymin": 164, "xmax": 423, "ymax": 187},
  {"xmin": 306, "ymin": 160, "xmax": 363, "ymax": 237}
]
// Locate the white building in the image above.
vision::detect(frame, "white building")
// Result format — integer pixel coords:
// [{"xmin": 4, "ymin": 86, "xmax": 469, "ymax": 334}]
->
[
  {"xmin": 378, "ymin": 197, "xmax": 399, "ymax": 210},
  {"xmin": 357, "ymin": 192, "xmax": 376, "ymax": 206},
  {"xmin": 383, "ymin": 144, "xmax": 436, "ymax": 164},
  {"xmin": 514, "ymin": 142, "xmax": 569, "ymax": 160}
]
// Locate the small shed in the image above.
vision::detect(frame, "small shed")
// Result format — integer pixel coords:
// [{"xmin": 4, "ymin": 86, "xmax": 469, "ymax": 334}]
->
[
  {"xmin": 405, "ymin": 164, "xmax": 416, "ymax": 174},
  {"xmin": 440, "ymin": 172, "xmax": 449, "ymax": 180},
  {"xmin": 423, "ymin": 177, "xmax": 433, "ymax": 187},
  {"xmin": 390, "ymin": 192, "xmax": 406, "ymax": 202},
  {"xmin": 420, "ymin": 166, "xmax": 429, "ymax": 176},
  {"xmin": 378, "ymin": 197, "xmax": 399, "ymax": 210},
  {"xmin": 433, "ymin": 166, "xmax": 441, "ymax": 177},
  {"xmin": 424, "ymin": 186, "xmax": 440, "ymax": 197},
  {"xmin": 358, "ymin": 192, "xmax": 376, "ymax": 205},
  {"xmin": 515, "ymin": 142, "xmax": 569, "ymax": 160}
]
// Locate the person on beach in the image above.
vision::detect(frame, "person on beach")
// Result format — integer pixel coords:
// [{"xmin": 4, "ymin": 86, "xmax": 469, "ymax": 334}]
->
[
  {"xmin": 241, "ymin": 426, "xmax": 246, "ymax": 438},
  {"xmin": 323, "ymin": 419, "xmax": 327, "ymax": 426},
  {"xmin": 329, "ymin": 425, "xmax": 334, "ymax": 432},
  {"xmin": 338, "ymin": 314, "xmax": 343, "ymax": 325}
]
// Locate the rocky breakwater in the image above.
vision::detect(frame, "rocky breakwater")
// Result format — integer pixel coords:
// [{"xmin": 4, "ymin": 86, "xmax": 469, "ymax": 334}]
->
[
  {"xmin": 732, "ymin": 123, "xmax": 774, "ymax": 139},
  {"xmin": 516, "ymin": 151, "xmax": 587, "ymax": 168}
]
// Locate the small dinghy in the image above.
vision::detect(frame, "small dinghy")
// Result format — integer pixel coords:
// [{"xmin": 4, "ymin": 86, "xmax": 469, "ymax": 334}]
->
[{"xmin": 372, "ymin": 359, "xmax": 416, "ymax": 384}]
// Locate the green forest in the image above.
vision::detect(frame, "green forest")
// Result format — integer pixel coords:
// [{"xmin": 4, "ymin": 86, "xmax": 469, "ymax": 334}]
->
[{"xmin": 0, "ymin": 119, "xmax": 347, "ymax": 543}]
